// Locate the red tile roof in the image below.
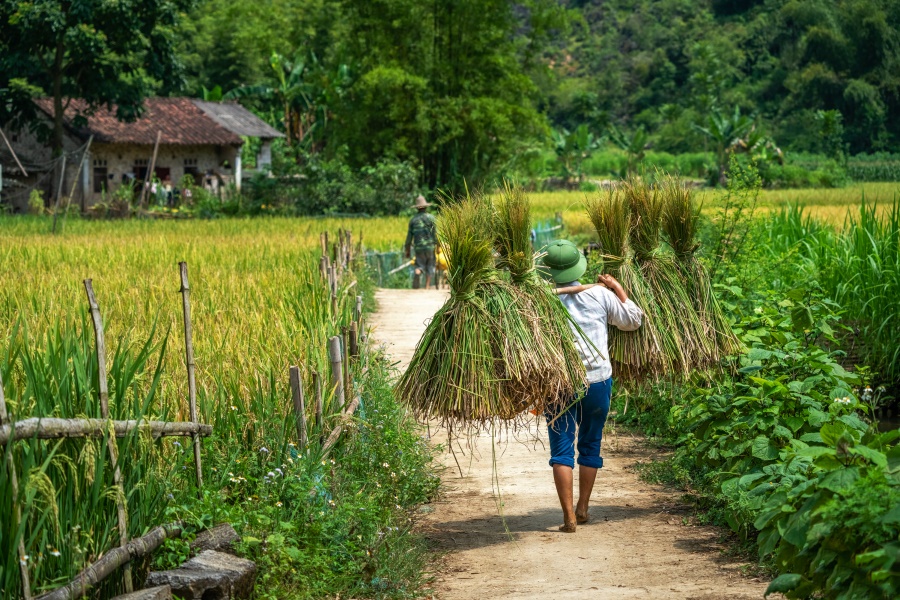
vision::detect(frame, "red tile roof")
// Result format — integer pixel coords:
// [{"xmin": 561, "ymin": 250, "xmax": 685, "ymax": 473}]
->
[{"xmin": 33, "ymin": 97, "xmax": 244, "ymax": 146}]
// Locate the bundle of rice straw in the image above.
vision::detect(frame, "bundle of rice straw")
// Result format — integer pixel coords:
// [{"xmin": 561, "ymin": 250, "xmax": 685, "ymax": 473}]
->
[
  {"xmin": 397, "ymin": 191, "xmax": 569, "ymax": 427},
  {"xmin": 583, "ymin": 187, "xmax": 667, "ymax": 380},
  {"xmin": 623, "ymin": 177, "xmax": 707, "ymax": 377},
  {"xmin": 493, "ymin": 183, "xmax": 586, "ymax": 410},
  {"xmin": 660, "ymin": 176, "xmax": 742, "ymax": 361}
]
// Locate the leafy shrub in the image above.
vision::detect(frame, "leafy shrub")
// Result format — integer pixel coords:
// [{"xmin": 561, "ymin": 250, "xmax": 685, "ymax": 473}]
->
[
  {"xmin": 636, "ymin": 280, "xmax": 899, "ymax": 598},
  {"xmin": 245, "ymin": 150, "xmax": 422, "ymax": 217}
]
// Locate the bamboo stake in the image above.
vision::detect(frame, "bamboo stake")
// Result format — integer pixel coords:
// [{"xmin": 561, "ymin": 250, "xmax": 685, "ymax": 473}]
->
[
  {"xmin": 66, "ymin": 135, "xmax": 92, "ymax": 216},
  {"xmin": 138, "ymin": 131, "xmax": 162, "ymax": 208},
  {"xmin": 36, "ymin": 523, "xmax": 183, "ymax": 600},
  {"xmin": 289, "ymin": 366, "xmax": 307, "ymax": 449},
  {"xmin": 83, "ymin": 279, "xmax": 133, "ymax": 593},
  {"xmin": 321, "ymin": 395, "xmax": 360, "ymax": 458},
  {"xmin": 50, "ymin": 153, "xmax": 67, "ymax": 234},
  {"xmin": 328, "ymin": 336, "xmax": 345, "ymax": 410},
  {"xmin": 349, "ymin": 321, "xmax": 358, "ymax": 359},
  {"xmin": 0, "ymin": 418, "xmax": 212, "ymax": 444},
  {"xmin": 179, "ymin": 262, "xmax": 204, "ymax": 493},
  {"xmin": 0, "ymin": 372, "xmax": 32, "ymax": 600},
  {"xmin": 354, "ymin": 295, "xmax": 363, "ymax": 323},
  {"xmin": 0, "ymin": 127, "xmax": 28, "ymax": 176},
  {"xmin": 342, "ymin": 326, "xmax": 351, "ymax": 398},
  {"xmin": 313, "ymin": 371, "xmax": 323, "ymax": 440}
]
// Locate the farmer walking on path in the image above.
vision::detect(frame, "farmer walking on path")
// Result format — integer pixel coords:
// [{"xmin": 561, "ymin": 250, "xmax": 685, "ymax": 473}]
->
[
  {"xmin": 539, "ymin": 240, "xmax": 643, "ymax": 533},
  {"xmin": 404, "ymin": 195, "xmax": 438, "ymax": 289}
]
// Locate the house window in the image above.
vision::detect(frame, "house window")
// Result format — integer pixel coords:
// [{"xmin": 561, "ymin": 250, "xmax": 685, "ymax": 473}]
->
[
  {"xmin": 93, "ymin": 159, "xmax": 108, "ymax": 194},
  {"xmin": 183, "ymin": 158, "xmax": 200, "ymax": 184},
  {"xmin": 134, "ymin": 158, "xmax": 149, "ymax": 181}
]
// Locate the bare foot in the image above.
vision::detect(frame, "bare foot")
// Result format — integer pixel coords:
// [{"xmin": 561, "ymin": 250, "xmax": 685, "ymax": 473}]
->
[
  {"xmin": 559, "ymin": 521, "xmax": 576, "ymax": 533},
  {"xmin": 576, "ymin": 509, "xmax": 589, "ymax": 524}
]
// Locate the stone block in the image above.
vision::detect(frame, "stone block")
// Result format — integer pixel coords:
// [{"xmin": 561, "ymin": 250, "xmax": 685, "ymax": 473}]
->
[
  {"xmin": 191, "ymin": 523, "xmax": 240, "ymax": 554},
  {"xmin": 111, "ymin": 585, "xmax": 172, "ymax": 600},
  {"xmin": 146, "ymin": 550, "xmax": 257, "ymax": 599}
]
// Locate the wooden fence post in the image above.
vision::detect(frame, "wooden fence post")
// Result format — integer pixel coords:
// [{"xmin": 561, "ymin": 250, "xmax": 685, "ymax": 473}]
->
[
  {"xmin": 289, "ymin": 366, "xmax": 307, "ymax": 449},
  {"xmin": 179, "ymin": 263, "xmax": 203, "ymax": 493},
  {"xmin": 0, "ymin": 372, "xmax": 32, "ymax": 600},
  {"xmin": 354, "ymin": 295, "xmax": 363, "ymax": 323},
  {"xmin": 83, "ymin": 279, "xmax": 133, "ymax": 593},
  {"xmin": 328, "ymin": 336, "xmax": 345, "ymax": 410},
  {"xmin": 330, "ymin": 265, "xmax": 338, "ymax": 316}
]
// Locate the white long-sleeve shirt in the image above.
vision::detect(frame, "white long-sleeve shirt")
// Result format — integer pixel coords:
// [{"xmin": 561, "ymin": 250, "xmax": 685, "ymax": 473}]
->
[{"xmin": 557, "ymin": 282, "xmax": 644, "ymax": 383}]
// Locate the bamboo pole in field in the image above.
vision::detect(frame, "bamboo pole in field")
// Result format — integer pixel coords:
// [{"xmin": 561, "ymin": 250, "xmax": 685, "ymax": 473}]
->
[
  {"xmin": 342, "ymin": 326, "xmax": 351, "ymax": 398},
  {"xmin": 354, "ymin": 295, "xmax": 363, "ymax": 323},
  {"xmin": 349, "ymin": 322, "xmax": 358, "ymax": 359},
  {"xmin": 138, "ymin": 131, "xmax": 162, "ymax": 208},
  {"xmin": 328, "ymin": 336, "xmax": 345, "ymax": 410},
  {"xmin": 66, "ymin": 135, "xmax": 92, "ymax": 216},
  {"xmin": 320, "ymin": 232, "xmax": 327, "ymax": 256},
  {"xmin": 83, "ymin": 279, "xmax": 133, "ymax": 593},
  {"xmin": 50, "ymin": 153, "xmax": 67, "ymax": 234},
  {"xmin": 330, "ymin": 266, "xmax": 338, "ymax": 316},
  {"xmin": 36, "ymin": 522, "xmax": 183, "ymax": 600},
  {"xmin": 0, "ymin": 418, "xmax": 212, "ymax": 444},
  {"xmin": 313, "ymin": 371, "xmax": 323, "ymax": 441},
  {"xmin": 0, "ymin": 127, "xmax": 28, "ymax": 176},
  {"xmin": 0, "ymin": 372, "xmax": 32, "ymax": 600},
  {"xmin": 289, "ymin": 366, "xmax": 307, "ymax": 449},
  {"xmin": 179, "ymin": 262, "xmax": 204, "ymax": 493}
]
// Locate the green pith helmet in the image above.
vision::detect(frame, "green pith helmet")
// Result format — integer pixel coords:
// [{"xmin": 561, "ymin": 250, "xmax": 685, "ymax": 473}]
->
[{"xmin": 538, "ymin": 240, "xmax": 586, "ymax": 284}]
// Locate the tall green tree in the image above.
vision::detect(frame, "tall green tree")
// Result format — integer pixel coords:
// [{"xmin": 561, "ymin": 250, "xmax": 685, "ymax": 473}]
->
[
  {"xmin": 0, "ymin": 0, "xmax": 192, "ymax": 155},
  {"xmin": 337, "ymin": 0, "xmax": 567, "ymax": 189}
]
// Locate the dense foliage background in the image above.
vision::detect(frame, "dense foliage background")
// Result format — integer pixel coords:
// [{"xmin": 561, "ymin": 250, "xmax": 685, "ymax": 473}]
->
[{"xmin": 6, "ymin": 0, "xmax": 900, "ymax": 191}]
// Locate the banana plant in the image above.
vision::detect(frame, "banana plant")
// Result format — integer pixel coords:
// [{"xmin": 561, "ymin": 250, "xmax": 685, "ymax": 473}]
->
[
  {"xmin": 608, "ymin": 125, "xmax": 649, "ymax": 176},
  {"xmin": 552, "ymin": 124, "xmax": 602, "ymax": 184}
]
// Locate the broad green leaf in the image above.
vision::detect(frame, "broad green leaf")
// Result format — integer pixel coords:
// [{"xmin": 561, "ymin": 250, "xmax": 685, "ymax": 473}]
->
[
  {"xmin": 820, "ymin": 422, "xmax": 848, "ymax": 446},
  {"xmin": 819, "ymin": 467, "xmax": 859, "ymax": 492},
  {"xmin": 848, "ymin": 444, "xmax": 887, "ymax": 467},
  {"xmin": 747, "ymin": 348, "xmax": 773, "ymax": 361},
  {"xmin": 752, "ymin": 436, "xmax": 780, "ymax": 461},
  {"xmin": 784, "ymin": 416, "xmax": 805, "ymax": 432},
  {"xmin": 880, "ymin": 505, "xmax": 900, "ymax": 524},
  {"xmin": 765, "ymin": 573, "xmax": 802, "ymax": 596}
]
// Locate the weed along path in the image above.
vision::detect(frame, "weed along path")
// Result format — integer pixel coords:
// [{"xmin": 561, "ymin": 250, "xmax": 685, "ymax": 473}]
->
[{"xmin": 371, "ymin": 288, "xmax": 770, "ymax": 600}]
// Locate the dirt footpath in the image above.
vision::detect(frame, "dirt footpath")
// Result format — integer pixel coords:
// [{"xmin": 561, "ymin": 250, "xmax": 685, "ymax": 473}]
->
[{"xmin": 370, "ymin": 288, "xmax": 769, "ymax": 600}]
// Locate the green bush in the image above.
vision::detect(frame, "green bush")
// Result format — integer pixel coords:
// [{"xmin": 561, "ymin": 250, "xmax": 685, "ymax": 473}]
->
[
  {"xmin": 633, "ymin": 278, "xmax": 899, "ymax": 598},
  {"xmin": 245, "ymin": 150, "xmax": 422, "ymax": 217}
]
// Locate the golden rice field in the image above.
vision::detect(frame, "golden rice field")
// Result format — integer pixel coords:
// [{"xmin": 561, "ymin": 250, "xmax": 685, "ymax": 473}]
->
[
  {"xmin": 529, "ymin": 181, "xmax": 900, "ymax": 236},
  {"xmin": 1, "ymin": 181, "xmax": 891, "ymax": 371},
  {"xmin": 0, "ymin": 216, "xmax": 404, "ymax": 415}
]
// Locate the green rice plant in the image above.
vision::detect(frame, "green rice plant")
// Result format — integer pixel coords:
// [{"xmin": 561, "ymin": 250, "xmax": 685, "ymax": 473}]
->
[
  {"xmin": 1, "ymin": 318, "xmax": 173, "ymax": 596},
  {"xmin": 493, "ymin": 183, "xmax": 586, "ymax": 411}
]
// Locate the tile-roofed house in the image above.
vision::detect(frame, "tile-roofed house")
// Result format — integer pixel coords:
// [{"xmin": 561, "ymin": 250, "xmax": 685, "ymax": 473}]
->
[{"xmin": 1, "ymin": 97, "xmax": 284, "ymax": 213}]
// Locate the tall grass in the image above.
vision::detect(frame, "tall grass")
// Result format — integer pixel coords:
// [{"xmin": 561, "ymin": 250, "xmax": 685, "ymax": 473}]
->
[
  {"xmin": 767, "ymin": 199, "xmax": 900, "ymax": 380},
  {"xmin": 0, "ymin": 216, "xmax": 434, "ymax": 597}
]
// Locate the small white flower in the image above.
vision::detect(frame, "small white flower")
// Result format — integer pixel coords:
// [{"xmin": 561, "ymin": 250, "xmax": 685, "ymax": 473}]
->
[
  {"xmin": 275, "ymin": 502, "xmax": 283, "ymax": 507},
  {"xmin": 230, "ymin": 406, "xmax": 238, "ymax": 411},
  {"xmin": 20, "ymin": 555, "xmax": 29, "ymax": 566},
  {"xmin": 275, "ymin": 468, "xmax": 283, "ymax": 476},
  {"xmin": 49, "ymin": 549, "xmax": 61, "ymax": 557},
  {"xmin": 260, "ymin": 447, "xmax": 270, "ymax": 454},
  {"xmin": 382, "ymin": 462, "xmax": 390, "ymax": 468},
  {"xmin": 173, "ymin": 441, "xmax": 181, "ymax": 447},
  {"xmin": 267, "ymin": 471, "xmax": 276, "ymax": 478}
]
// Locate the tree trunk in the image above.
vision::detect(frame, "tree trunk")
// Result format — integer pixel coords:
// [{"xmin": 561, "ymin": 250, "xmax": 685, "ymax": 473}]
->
[{"xmin": 52, "ymin": 39, "xmax": 65, "ymax": 158}]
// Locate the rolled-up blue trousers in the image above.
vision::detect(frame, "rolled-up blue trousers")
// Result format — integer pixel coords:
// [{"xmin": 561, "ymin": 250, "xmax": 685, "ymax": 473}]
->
[{"xmin": 546, "ymin": 378, "xmax": 612, "ymax": 469}]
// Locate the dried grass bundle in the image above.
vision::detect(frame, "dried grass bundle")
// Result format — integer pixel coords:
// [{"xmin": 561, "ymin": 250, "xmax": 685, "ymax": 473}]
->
[
  {"xmin": 583, "ymin": 188, "xmax": 668, "ymax": 379},
  {"xmin": 661, "ymin": 177, "xmax": 742, "ymax": 361},
  {"xmin": 493, "ymin": 183, "xmax": 586, "ymax": 412}
]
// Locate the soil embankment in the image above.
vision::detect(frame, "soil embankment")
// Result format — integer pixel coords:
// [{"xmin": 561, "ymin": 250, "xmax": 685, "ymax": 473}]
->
[{"xmin": 371, "ymin": 288, "xmax": 770, "ymax": 599}]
